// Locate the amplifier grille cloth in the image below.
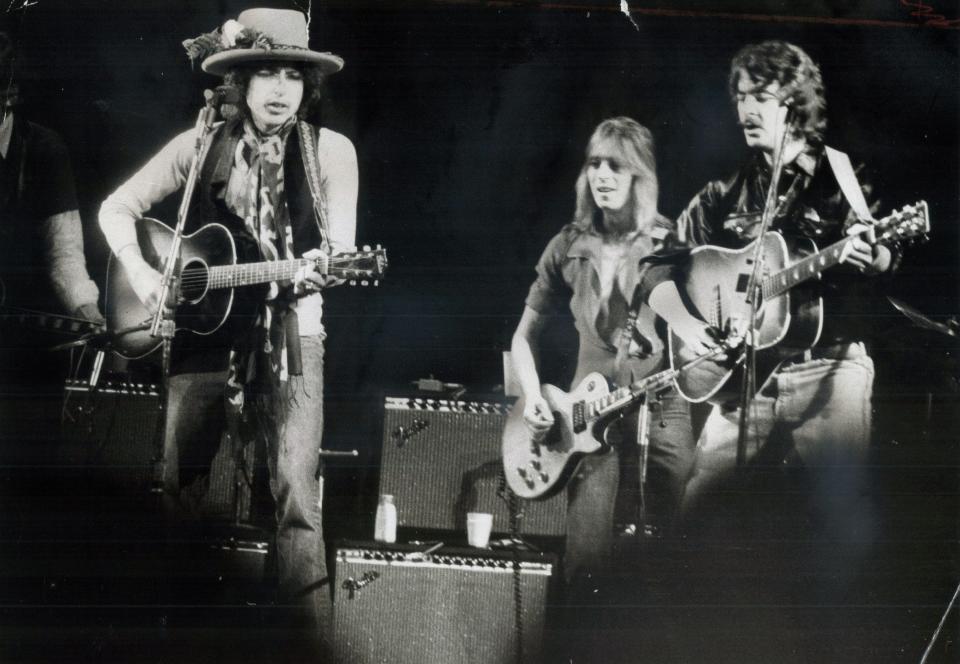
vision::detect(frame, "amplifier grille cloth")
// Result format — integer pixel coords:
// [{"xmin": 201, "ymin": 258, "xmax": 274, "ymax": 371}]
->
[
  {"xmin": 378, "ymin": 397, "xmax": 566, "ymax": 536},
  {"xmin": 334, "ymin": 545, "xmax": 551, "ymax": 664}
]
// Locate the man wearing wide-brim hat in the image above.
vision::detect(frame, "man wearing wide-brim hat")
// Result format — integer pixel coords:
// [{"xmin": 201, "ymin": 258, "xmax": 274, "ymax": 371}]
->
[{"xmin": 99, "ymin": 8, "xmax": 357, "ymax": 654}]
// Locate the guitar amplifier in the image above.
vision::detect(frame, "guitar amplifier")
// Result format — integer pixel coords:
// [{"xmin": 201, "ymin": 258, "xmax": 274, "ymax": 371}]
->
[
  {"xmin": 62, "ymin": 378, "xmax": 162, "ymax": 494},
  {"xmin": 62, "ymin": 378, "xmax": 258, "ymax": 522},
  {"xmin": 378, "ymin": 396, "xmax": 567, "ymax": 537},
  {"xmin": 333, "ymin": 541, "xmax": 554, "ymax": 664}
]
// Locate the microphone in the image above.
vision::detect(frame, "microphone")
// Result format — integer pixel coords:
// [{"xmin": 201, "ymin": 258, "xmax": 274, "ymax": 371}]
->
[
  {"xmin": 203, "ymin": 85, "xmax": 241, "ymax": 120},
  {"xmin": 204, "ymin": 85, "xmax": 241, "ymax": 105}
]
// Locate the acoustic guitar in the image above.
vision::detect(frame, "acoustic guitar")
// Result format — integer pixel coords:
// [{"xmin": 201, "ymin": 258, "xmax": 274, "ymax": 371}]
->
[
  {"xmin": 105, "ymin": 218, "xmax": 388, "ymax": 359},
  {"xmin": 668, "ymin": 201, "xmax": 929, "ymax": 403}
]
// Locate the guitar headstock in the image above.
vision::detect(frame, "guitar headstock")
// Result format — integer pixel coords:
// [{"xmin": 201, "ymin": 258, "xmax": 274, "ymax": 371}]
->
[
  {"xmin": 877, "ymin": 201, "xmax": 930, "ymax": 246},
  {"xmin": 327, "ymin": 245, "xmax": 389, "ymax": 287}
]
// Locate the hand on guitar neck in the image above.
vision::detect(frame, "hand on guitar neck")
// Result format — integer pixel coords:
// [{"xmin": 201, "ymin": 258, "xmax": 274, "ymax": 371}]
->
[
  {"xmin": 292, "ymin": 247, "xmax": 338, "ymax": 295},
  {"xmin": 839, "ymin": 222, "xmax": 892, "ymax": 275}
]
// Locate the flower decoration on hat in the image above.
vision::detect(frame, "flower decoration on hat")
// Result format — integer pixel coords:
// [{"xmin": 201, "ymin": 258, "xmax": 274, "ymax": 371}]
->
[
  {"xmin": 183, "ymin": 20, "xmax": 275, "ymax": 68},
  {"xmin": 180, "ymin": 8, "xmax": 343, "ymax": 75},
  {"xmin": 183, "ymin": 8, "xmax": 343, "ymax": 76}
]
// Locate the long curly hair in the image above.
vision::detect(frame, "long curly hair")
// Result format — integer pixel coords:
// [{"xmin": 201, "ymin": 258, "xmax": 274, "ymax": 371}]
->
[
  {"xmin": 223, "ymin": 62, "xmax": 326, "ymax": 122},
  {"xmin": 572, "ymin": 117, "xmax": 659, "ymax": 234},
  {"xmin": 728, "ymin": 40, "xmax": 827, "ymax": 146}
]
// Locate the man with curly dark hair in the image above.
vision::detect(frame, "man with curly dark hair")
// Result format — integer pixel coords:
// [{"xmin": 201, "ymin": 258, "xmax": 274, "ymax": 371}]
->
[
  {"xmin": 98, "ymin": 9, "xmax": 356, "ymax": 656},
  {"xmin": 636, "ymin": 38, "xmax": 904, "ymax": 661},
  {"xmin": 644, "ymin": 39, "xmax": 895, "ymax": 528}
]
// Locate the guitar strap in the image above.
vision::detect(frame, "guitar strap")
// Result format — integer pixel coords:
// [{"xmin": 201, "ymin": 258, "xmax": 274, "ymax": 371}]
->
[
  {"xmin": 824, "ymin": 146, "xmax": 875, "ymax": 222},
  {"xmin": 297, "ymin": 120, "xmax": 331, "ymax": 252}
]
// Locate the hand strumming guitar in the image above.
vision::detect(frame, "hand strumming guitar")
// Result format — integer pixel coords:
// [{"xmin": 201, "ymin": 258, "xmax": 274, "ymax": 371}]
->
[
  {"xmin": 117, "ymin": 244, "xmax": 163, "ymax": 315},
  {"xmin": 522, "ymin": 392, "xmax": 555, "ymax": 442},
  {"xmin": 649, "ymin": 281, "xmax": 726, "ymax": 358}
]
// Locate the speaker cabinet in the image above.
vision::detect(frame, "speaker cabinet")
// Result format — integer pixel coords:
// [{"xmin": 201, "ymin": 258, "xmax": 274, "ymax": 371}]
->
[
  {"xmin": 378, "ymin": 397, "xmax": 566, "ymax": 537},
  {"xmin": 62, "ymin": 378, "xmax": 257, "ymax": 522},
  {"xmin": 63, "ymin": 378, "xmax": 161, "ymax": 494},
  {"xmin": 333, "ymin": 542, "xmax": 554, "ymax": 664}
]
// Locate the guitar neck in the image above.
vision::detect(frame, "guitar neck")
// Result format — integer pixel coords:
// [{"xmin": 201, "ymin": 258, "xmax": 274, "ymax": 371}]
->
[
  {"xmin": 761, "ymin": 222, "xmax": 891, "ymax": 300},
  {"xmin": 585, "ymin": 369, "xmax": 678, "ymax": 421},
  {"xmin": 206, "ymin": 257, "xmax": 321, "ymax": 290},
  {"xmin": 757, "ymin": 202, "xmax": 927, "ymax": 300},
  {"xmin": 583, "ymin": 341, "xmax": 741, "ymax": 422}
]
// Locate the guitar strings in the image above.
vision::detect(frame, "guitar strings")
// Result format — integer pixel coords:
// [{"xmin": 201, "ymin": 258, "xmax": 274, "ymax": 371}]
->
[{"xmin": 175, "ymin": 255, "xmax": 376, "ymax": 286}]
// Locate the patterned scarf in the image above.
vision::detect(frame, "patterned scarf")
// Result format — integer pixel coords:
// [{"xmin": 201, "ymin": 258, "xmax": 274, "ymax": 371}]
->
[
  {"xmin": 240, "ymin": 117, "xmax": 296, "ymax": 263},
  {"xmin": 225, "ymin": 118, "xmax": 302, "ymax": 425}
]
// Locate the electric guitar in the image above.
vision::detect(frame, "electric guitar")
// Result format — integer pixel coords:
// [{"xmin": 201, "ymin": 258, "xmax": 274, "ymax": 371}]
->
[
  {"xmin": 105, "ymin": 218, "xmax": 388, "ymax": 359},
  {"xmin": 501, "ymin": 343, "xmax": 734, "ymax": 499},
  {"xmin": 669, "ymin": 201, "xmax": 929, "ymax": 403}
]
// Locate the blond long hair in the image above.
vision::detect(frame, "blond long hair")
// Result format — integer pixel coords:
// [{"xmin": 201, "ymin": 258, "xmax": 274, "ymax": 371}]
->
[{"xmin": 573, "ymin": 117, "xmax": 659, "ymax": 234}]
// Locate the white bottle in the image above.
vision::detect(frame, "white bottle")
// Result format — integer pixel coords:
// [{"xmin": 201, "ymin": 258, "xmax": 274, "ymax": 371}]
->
[{"xmin": 374, "ymin": 494, "xmax": 397, "ymax": 543}]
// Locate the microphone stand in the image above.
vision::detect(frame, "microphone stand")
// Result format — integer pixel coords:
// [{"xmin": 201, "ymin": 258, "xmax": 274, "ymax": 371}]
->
[
  {"xmin": 735, "ymin": 105, "xmax": 793, "ymax": 468},
  {"xmin": 149, "ymin": 90, "xmax": 222, "ymax": 501}
]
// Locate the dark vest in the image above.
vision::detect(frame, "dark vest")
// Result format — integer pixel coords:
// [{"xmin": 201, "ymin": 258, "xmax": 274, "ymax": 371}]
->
[
  {"xmin": 190, "ymin": 119, "xmax": 325, "ymax": 260},
  {"xmin": 170, "ymin": 120, "xmax": 327, "ymax": 373}
]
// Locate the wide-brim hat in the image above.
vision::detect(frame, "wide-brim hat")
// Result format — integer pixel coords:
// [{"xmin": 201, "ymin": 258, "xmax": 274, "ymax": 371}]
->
[{"xmin": 198, "ymin": 8, "xmax": 343, "ymax": 76}]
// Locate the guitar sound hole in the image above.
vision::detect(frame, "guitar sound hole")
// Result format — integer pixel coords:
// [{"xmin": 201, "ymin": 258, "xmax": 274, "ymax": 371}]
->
[{"xmin": 179, "ymin": 259, "xmax": 210, "ymax": 303}]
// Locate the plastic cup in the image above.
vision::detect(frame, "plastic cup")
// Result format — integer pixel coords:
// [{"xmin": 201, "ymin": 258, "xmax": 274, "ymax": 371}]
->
[{"xmin": 466, "ymin": 512, "xmax": 493, "ymax": 548}]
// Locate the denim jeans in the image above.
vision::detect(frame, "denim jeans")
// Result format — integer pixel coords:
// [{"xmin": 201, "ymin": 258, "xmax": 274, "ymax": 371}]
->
[
  {"xmin": 564, "ymin": 388, "xmax": 694, "ymax": 583},
  {"xmin": 264, "ymin": 335, "xmax": 329, "ymax": 634},
  {"xmin": 675, "ymin": 345, "xmax": 879, "ymax": 662},
  {"xmin": 162, "ymin": 335, "xmax": 329, "ymax": 640},
  {"xmin": 682, "ymin": 342, "xmax": 876, "ymax": 527}
]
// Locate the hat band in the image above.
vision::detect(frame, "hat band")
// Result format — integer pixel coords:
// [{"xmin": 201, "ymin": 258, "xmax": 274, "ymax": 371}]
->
[{"xmin": 184, "ymin": 24, "xmax": 309, "ymax": 68}]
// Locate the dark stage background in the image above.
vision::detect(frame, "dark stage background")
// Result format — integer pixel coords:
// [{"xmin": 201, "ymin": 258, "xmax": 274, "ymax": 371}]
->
[
  {"xmin": 6, "ymin": 0, "xmax": 958, "ymax": 473},
  {"xmin": 1, "ymin": 1, "xmax": 958, "ymax": 661}
]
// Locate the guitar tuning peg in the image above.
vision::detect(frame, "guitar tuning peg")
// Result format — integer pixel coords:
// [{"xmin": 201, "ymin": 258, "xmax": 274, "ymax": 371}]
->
[
  {"xmin": 361, "ymin": 280, "xmax": 369, "ymax": 287},
  {"xmin": 373, "ymin": 280, "xmax": 379, "ymax": 287},
  {"xmin": 362, "ymin": 244, "xmax": 370, "ymax": 252},
  {"xmin": 349, "ymin": 280, "xmax": 357, "ymax": 286}
]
